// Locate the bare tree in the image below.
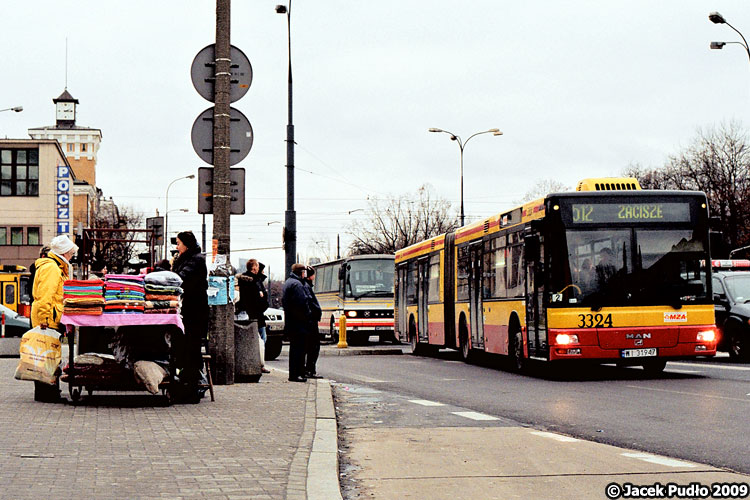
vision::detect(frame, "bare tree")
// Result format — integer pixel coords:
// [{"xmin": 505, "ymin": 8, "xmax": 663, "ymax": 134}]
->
[
  {"xmin": 347, "ymin": 184, "xmax": 459, "ymax": 255},
  {"xmin": 624, "ymin": 121, "xmax": 750, "ymax": 251},
  {"xmin": 518, "ymin": 178, "xmax": 571, "ymax": 203},
  {"xmin": 92, "ymin": 204, "xmax": 146, "ymax": 273}
]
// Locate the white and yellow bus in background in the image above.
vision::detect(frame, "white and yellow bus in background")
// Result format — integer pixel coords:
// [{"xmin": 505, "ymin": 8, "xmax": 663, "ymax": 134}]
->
[{"xmin": 312, "ymin": 255, "xmax": 396, "ymax": 344}]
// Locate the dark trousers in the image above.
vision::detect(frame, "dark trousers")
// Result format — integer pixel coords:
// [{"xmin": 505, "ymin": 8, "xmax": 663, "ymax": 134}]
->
[
  {"xmin": 288, "ymin": 330, "xmax": 306, "ymax": 379},
  {"xmin": 305, "ymin": 328, "xmax": 320, "ymax": 375}
]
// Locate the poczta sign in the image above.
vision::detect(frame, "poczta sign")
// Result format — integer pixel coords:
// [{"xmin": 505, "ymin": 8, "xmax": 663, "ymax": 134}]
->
[{"xmin": 56, "ymin": 165, "xmax": 70, "ymax": 234}]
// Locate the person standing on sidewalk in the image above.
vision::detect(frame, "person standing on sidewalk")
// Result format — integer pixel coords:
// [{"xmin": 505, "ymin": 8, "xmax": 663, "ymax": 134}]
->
[
  {"xmin": 171, "ymin": 230, "xmax": 209, "ymax": 403},
  {"xmin": 282, "ymin": 264, "xmax": 311, "ymax": 382},
  {"xmin": 304, "ymin": 266, "xmax": 322, "ymax": 379},
  {"xmin": 238, "ymin": 259, "xmax": 271, "ymax": 373},
  {"xmin": 30, "ymin": 235, "xmax": 78, "ymax": 402}
]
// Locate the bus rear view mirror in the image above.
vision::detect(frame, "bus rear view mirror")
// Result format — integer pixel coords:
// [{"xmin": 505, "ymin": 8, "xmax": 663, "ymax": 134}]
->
[
  {"xmin": 338, "ymin": 265, "xmax": 346, "ymax": 280},
  {"xmin": 524, "ymin": 234, "xmax": 540, "ymax": 262}
]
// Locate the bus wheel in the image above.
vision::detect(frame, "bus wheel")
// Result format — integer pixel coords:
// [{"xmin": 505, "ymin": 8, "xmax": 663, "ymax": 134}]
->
[
  {"xmin": 642, "ymin": 359, "xmax": 667, "ymax": 375},
  {"xmin": 409, "ymin": 319, "xmax": 422, "ymax": 355},
  {"xmin": 330, "ymin": 318, "xmax": 338, "ymax": 344},
  {"xmin": 459, "ymin": 329, "xmax": 470, "ymax": 361},
  {"xmin": 509, "ymin": 330, "xmax": 526, "ymax": 372}
]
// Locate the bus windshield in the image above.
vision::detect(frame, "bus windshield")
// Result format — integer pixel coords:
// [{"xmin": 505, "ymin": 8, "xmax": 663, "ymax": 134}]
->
[
  {"xmin": 551, "ymin": 228, "xmax": 709, "ymax": 307},
  {"xmin": 723, "ymin": 274, "xmax": 750, "ymax": 303},
  {"xmin": 345, "ymin": 259, "xmax": 394, "ymax": 298}
]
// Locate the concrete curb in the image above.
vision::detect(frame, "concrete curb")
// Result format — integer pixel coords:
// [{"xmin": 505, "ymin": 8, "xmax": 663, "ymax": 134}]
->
[
  {"xmin": 318, "ymin": 346, "xmax": 404, "ymax": 357},
  {"xmin": 307, "ymin": 379, "xmax": 343, "ymax": 500}
]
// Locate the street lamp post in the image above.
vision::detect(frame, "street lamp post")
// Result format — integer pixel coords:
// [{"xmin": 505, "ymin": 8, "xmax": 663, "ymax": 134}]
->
[
  {"xmin": 428, "ymin": 127, "xmax": 503, "ymax": 226},
  {"xmin": 0, "ymin": 106, "xmax": 23, "ymax": 113},
  {"xmin": 709, "ymin": 11, "xmax": 750, "ymax": 63},
  {"xmin": 276, "ymin": 1, "xmax": 296, "ymax": 279},
  {"xmin": 164, "ymin": 174, "xmax": 195, "ymax": 259}
]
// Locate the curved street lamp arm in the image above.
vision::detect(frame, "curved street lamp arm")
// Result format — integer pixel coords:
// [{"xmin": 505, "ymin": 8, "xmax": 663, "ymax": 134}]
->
[{"xmin": 725, "ymin": 21, "xmax": 750, "ymax": 62}]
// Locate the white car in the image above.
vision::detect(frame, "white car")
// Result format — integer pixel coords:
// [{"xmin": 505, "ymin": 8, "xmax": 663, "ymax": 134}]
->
[{"xmin": 263, "ymin": 308, "xmax": 284, "ymax": 361}]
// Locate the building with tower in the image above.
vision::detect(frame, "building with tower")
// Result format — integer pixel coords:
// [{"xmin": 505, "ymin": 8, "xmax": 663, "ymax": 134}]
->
[{"xmin": 28, "ymin": 89, "xmax": 103, "ymax": 231}]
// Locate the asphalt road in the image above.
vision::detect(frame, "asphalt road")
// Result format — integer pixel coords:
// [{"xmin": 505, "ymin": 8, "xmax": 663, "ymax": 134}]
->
[{"xmin": 270, "ymin": 346, "xmax": 750, "ymax": 475}]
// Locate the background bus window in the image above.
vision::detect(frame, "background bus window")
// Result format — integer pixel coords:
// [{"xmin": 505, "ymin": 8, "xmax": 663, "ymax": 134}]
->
[
  {"xmin": 328, "ymin": 265, "xmax": 338, "ymax": 292},
  {"xmin": 317, "ymin": 266, "xmax": 330, "ymax": 293},
  {"xmin": 428, "ymin": 253, "xmax": 440, "ymax": 303},
  {"xmin": 457, "ymin": 245, "xmax": 470, "ymax": 300},
  {"xmin": 5, "ymin": 283, "xmax": 14, "ymax": 305},
  {"xmin": 483, "ymin": 237, "xmax": 507, "ymax": 299},
  {"xmin": 406, "ymin": 260, "xmax": 418, "ymax": 305},
  {"xmin": 507, "ymin": 243, "xmax": 525, "ymax": 297}
]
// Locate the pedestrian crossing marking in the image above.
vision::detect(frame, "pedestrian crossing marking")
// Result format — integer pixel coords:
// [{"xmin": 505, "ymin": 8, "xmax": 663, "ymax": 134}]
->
[
  {"xmin": 529, "ymin": 431, "xmax": 580, "ymax": 443},
  {"xmin": 452, "ymin": 411, "xmax": 499, "ymax": 421},
  {"xmin": 408, "ymin": 399, "xmax": 444, "ymax": 407},
  {"xmin": 621, "ymin": 452, "xmax": 698, "ymax": 468}
]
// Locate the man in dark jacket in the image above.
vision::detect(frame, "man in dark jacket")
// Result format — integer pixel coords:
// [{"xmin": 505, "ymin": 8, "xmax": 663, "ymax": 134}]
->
[
  {"xmin": 171, "ymin": 230, "xmax": 208, "ymax": 403},
  {"xmin": 238, "ymin": 259, "xmax": 271, "ymax": 373},
  {"xmin": 304, "ymin": 266, "xmax": 322, "ymax": 379},
  {"xmin": 282, "ymin": 264, "xmax": 311, "ymax": 382}
]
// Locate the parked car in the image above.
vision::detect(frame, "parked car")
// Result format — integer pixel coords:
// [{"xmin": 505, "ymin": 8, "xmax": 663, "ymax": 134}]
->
[
  {"xmin": 0, "ymin": 303, "xmax": 32, "ymax": 337},
  {"xmin": 712, "ymin": 261, "xmax": 750, "ymax": 361},
  {"xmin": 263, "ymin": 308, "xmax": 284, "ymax": 361},
  {"xmin": 233, "ymin": 307, "xmax": 284, "ymax": 361}
]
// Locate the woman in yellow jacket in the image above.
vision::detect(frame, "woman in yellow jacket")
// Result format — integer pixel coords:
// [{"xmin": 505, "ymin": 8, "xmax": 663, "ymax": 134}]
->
[{"xmin": 30, "ymin": 235, "xmax": 78, "ymax": 402}]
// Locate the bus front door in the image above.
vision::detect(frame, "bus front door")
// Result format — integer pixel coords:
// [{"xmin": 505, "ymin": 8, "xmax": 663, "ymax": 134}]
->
[
  {"xmin": 417, "ymin": 258, "xmax": 429, "ymax": 343},
  {"xmin": 397, "ymin": 265, "xmax": 408, "ymax": 341},
  {"xmin": 469, "ymin": 244, "xmax": 485, "ymax": 350},
  {"xmin": 525, "ymin": 238, "xmax": 546, "ymax": 356}
]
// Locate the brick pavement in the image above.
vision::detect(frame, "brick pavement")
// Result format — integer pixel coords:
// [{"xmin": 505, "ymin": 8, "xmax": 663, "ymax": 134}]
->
[{"xmin": 0, "ymin": 356, "xmax": 317, "ymax": 500}]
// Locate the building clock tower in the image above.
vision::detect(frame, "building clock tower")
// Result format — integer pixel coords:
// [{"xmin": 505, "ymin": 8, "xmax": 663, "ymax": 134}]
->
[{"xmin": 53, "ymin": 89, "xmax": 78, "ymax": 127}]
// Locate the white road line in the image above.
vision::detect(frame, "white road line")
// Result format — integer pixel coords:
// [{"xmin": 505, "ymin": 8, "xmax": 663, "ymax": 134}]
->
[
  {"xmin": 626, "ymin": 385, "xmax": 750, "ymax": 403},
  {"xmin": 452, "ymin": 411, "xmax": 499, "ymax": 421},
  {"xmin": 352, "ymin": 375, "xmax": 389, "ymax": 383},
  {"xmin": 408, "ymin": 399, "xmax": 445, "ymax": 407},
  {"xmin": 529, "ymin": 431, "xmax": 580, "ymax": 443},
  {"xmin": 621, "ymin": 452, "xmax": 698, "ymax": 468},
  {"xmin": 664, "ymin": 369, "xmax": 700, "ymax": 374},
  {"xmin": 669, "ymin": 361, "xmax": 750, "ymax": 372}
]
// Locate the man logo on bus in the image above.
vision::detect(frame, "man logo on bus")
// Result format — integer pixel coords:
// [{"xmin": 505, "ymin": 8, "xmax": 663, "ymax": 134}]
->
[{"xmin": 625, "ymin": 333, "xmax": 651, "ymax": 339}]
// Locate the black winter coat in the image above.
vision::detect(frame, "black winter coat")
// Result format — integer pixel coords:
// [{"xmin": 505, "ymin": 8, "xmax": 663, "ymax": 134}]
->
[
  {"xmin": 171, "ymin": 246, "xmax": 209, "ymax": 330},
  {"xmin": 282, "ymin": 273, "xmax": 312, "ymax": 337},
  {"xmin": 238, "ymin": 268, "xmax": 269, "ymax": 327}
]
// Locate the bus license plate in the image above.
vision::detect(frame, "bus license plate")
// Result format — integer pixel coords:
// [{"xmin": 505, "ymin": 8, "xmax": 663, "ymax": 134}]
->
[
  {"xmin": 621, "ymin": 348, "xmax": 657, "ymax": 358},
  {"xmin": 375, "ymin": 326, "xmax": 389, "ymax": 331}
]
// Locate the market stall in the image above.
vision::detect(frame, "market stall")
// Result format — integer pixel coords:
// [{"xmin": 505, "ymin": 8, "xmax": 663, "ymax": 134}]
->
[{"xmin": 60, "ymin": 313, "xmax": 184, "ymax": 403}]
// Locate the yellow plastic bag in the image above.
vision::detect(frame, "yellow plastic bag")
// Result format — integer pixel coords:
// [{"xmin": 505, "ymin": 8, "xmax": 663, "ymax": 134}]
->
[{"xmin": 14, "ymin": 326, "xmax": 62, "ymax": 385}]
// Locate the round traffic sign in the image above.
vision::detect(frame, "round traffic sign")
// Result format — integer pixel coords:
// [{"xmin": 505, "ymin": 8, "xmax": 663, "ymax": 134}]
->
[
  {"xmin": 191, "ymin": 107, "xmax": 253, "ymax": 166},
  {"xmin": 191, "ymin": 44, "xmax": 253, "ymax": 103}
]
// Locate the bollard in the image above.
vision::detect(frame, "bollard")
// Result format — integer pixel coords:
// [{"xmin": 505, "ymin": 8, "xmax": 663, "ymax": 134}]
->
[
  {"xmin": 1, "ymin": 312, "xmax": 4, "ymax": 338},
  {"xmin": 337, "ymin": 315, "xmax": 348, "ymax": 348}
]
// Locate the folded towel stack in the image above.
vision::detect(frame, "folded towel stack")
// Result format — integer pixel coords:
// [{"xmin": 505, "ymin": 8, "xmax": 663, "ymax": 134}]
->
[
  {"xmin": 143, "ymin": 271, "xmax": 183, "ymax": 314},
  {"xmin": 63, "ymin": 279, "xmax": 105, "ymax": 315},
  {"xmin": 103, "ymin": 274, "xmax": 146, "ymax": 313}
]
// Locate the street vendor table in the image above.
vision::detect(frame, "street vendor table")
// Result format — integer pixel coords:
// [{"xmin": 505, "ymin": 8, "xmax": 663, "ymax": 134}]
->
[{"xmin": 61, "ymin": 313, "xmax": 184, "ymax": 403}]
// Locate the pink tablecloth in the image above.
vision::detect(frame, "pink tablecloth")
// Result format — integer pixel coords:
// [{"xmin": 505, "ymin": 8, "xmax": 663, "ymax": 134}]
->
[{"xmin": 61, "ymin": 313, "xmax": 184, "ymax": 332}]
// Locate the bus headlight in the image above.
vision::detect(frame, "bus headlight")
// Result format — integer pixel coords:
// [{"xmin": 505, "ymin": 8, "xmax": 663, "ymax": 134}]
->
[
  {"xmin": 347, "ymin": 310, "xmax": 358, "ymax": 318},
  {"xmin": 555, "ymin": 334, "xmax": 579, "ymax": 345},
  {"xmin": 697, "ymin": 330, "xmax": 715, "ymax": 342}
]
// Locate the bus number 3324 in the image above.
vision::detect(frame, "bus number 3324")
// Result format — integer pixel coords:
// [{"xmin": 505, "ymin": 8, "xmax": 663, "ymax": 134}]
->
[{"xmin": 577, "ymin": 313, "xmax": 614, "ymax": 328}]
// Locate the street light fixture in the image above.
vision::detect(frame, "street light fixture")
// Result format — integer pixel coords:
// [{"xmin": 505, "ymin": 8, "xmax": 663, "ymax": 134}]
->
[
  {"xmin": 0, "ymin": 106, "xmax": 23, "ymax": 113},
  {"xmin": 428, "ymin": 127, "xmax": 503, "ymax": 226},
  {"xmin": 709, "ymin": 11, "xmax": 750, "ymax": 63},
  {"xmin": 276, "ymin": 1, "xmax": 296, "ymax": 278},
  {"xmin": 164, "ymin": 174, "xmax": 195, "ymax": 259}
]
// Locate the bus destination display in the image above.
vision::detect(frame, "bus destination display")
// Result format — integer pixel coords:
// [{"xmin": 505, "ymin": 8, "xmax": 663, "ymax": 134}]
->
[{"xmin": 570, "ymin": 202, "xmax": 691, "ymax": 224}]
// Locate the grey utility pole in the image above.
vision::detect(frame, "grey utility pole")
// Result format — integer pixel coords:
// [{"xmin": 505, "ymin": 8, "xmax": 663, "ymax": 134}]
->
[{"xmin": 211, "ymin": 0, "xmax": 235, "ymax": 384}]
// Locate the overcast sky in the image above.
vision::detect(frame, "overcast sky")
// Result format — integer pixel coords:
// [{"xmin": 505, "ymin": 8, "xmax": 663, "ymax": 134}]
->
[{"xmin": 2, "ymin": 1, "xmax": 749, "ymax": 279}]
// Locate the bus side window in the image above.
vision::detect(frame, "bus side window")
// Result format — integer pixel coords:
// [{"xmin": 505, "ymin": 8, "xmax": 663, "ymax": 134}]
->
[
  {"xmin": 428, "ymin": 253, "xmax": 440, "ymax": 303},
  {"xmin": 457, "ymin": 245, "xmax": 470, "ymax": 300},
  {"xmin": 5, "ymin": 283, "xmax": 15, "ymax": 306},
  {"xmin": 406, "ymin": 261, "xmax": 418, "ymax": 305}
]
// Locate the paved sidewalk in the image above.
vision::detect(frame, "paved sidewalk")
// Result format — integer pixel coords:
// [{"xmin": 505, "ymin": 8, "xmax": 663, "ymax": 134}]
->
[{"xmin": 0, "ymin": 353, "xmax": 341, "ymax": 500}]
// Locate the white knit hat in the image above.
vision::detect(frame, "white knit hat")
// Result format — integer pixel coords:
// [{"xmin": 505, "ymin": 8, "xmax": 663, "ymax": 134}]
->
[{"xmin": 49, "ymin": 235, "xmax": 78, "ymax": 256}]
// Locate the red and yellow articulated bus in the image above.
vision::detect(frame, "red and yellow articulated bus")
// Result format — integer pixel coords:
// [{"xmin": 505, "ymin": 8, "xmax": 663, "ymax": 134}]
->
[{"xmin": 395, "ymin": 178, "xmax": 717, "ymax": 373}]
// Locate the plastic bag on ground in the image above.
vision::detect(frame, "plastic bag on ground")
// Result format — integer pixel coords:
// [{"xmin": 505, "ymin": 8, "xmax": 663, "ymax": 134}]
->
[
  {"xmin": 14, "ymin": 326, "xmax": 62, "ymax": 385},
  {"xmin": 133, "ymin": 360, "xmax": 168, "ymax": 395}
]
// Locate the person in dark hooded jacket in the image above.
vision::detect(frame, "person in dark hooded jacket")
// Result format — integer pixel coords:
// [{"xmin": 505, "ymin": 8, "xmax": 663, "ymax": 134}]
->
[
  {"xmin": 171, "ymin": 230, "xmax": 208, "ymax": 403},
  {"xmin": 282, "ymin": 264, "xmax": 311, "ymax": 382},
  {"xmin": 304, "ymin": 266, "xmax": 323, "ymax": 379},
  {"xmin": 238, "ymin": 259, "xmax": 271, "ymax": 373}
]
